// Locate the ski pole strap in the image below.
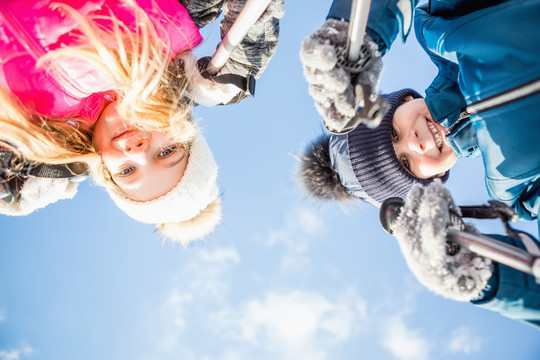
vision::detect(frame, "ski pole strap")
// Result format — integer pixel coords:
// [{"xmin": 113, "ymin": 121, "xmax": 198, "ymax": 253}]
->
[
  {"xmin": 26, "ymin": 162, "xmax": 88, "ymax": 179},
  {"xmin": 212, "ymin": 73, "xmax": 256, "ymax": 96},
  {"xmin": 0, "ymin": 151, "xmax": 88, "ymax": 179},
  {"xmin": 196, "ymin": 56, "xmax": 256, "ymax": 104}
]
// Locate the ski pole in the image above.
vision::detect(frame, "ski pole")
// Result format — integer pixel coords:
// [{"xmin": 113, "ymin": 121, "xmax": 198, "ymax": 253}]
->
[
  {"xmin": 346, "ymin": 0, "xmax": 371, "ymax": 62},
  {"xmin": 206, "ymin": 0, "xmax": 272, "ymax": 75},
  {"xmin": 379, "ymin": 197, "xmax": 540, "ymax": 279},
  {"xmin": 446, "ymin": 229, "xmax": 540, "ymax": 277}
]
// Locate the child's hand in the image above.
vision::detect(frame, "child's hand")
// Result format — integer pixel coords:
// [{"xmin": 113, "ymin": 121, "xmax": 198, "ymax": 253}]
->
[
  {"xmin": 300, "ymin": 19, "xmax": 384, "ymax": 133},
  {"xmin": 392, "ymin": 180, "xmax": 493, "ymax": 302},
  {"xmin": 178, "ymin": 52, "xmax": 245, "ymax": 107}
]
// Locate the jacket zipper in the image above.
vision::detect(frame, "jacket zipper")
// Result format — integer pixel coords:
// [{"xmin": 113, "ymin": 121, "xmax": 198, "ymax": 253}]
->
[
  {"xmin": 447, "ymin": 77, "xmax": 540, "ymax": 135},
  {"xmin": 0, "ymin": 2, "xmax": 90, "ymax": 99}
]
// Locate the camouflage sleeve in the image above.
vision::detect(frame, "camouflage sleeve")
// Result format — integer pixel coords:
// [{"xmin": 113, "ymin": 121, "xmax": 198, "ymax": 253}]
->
[
  {"xmin": 178, "ymin": 0, "xmax": 225, "ymax": 29},
  {"xmin": 219, "ymin": 0, "xmax": 284, "ymax": 79}
]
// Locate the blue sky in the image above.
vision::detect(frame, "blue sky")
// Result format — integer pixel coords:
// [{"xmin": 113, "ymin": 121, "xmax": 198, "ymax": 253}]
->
[{"xmin": 1, "ymin": 1, "xmax": 539, "ymax": 360}]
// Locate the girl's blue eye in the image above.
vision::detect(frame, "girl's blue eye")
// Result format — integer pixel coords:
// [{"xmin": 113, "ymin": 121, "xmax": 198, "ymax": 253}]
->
[
  {"xmin": 119, "ymin": 166, "xmax": 135, "ymax": 176},
  {"xmin": 158, "ymin": 147, "xmax": 176, "ymax": 158}
]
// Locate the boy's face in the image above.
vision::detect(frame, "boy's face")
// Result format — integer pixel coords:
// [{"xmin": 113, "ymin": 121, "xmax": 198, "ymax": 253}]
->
[
  {"xmin": 391, "ymin": 97, "xmax": 458, "ymax": 179},
  {"xmin": 93, "ymin": 101, "xmax": 189, "ymax": 201}
]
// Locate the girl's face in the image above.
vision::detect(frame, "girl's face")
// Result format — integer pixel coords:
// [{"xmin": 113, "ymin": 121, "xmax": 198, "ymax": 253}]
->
[
  {"xmin": 391, "ymin": 97, "xmax": 458, "ymax": 179},
  {"xmin": 93, "ymin": 102, "xmax": 188, "ymax": 201}
]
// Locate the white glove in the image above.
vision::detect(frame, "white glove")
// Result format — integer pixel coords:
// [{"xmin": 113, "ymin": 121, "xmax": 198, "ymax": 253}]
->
[
  {"xmin": 393, "ymin": 180, "xmax": 493, "ymax": 302},
  {"xmin": 178, "ymin": 52, "xmax": 242, "ymax": 107},
  {"xmin": 300, "ymin": 19, "xmax": 385, "ymax": 134},
  {"xmin": 0, "ymin": 177, "xmax": 78, "ymax": 216}
]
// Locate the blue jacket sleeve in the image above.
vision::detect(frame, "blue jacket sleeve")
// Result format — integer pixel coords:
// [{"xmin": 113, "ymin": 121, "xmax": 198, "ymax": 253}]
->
[{"xmin": 326, "ymin": 0, "xmax": 417, "ymax": 55}]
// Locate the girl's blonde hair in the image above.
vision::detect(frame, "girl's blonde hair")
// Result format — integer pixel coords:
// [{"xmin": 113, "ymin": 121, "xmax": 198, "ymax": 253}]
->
[
  {"xmin": 39, "ymin": 3, "xmax": 196, "ymax": 143},
  {"xmin": 1, "ymin": 2, "xmax": 196, "ymax": 168},
  {"xmin": 0, "ymin": 3, "xmax": 220, "ymax": 239},
  {"xmin": 0, "ymin": 89, "xmax": 98, "ymax": 168}
]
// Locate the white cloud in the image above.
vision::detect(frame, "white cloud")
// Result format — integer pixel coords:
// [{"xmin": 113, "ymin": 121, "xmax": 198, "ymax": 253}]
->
[
  {"xmin": 183, "ymin": 246, "xmax": 240, "ymax": 298},
  {"xmin": 156, "ymin": 246, "xmax": 240, "ymax": 354},
  {"xmin": 0, "ymin": 344, "xmax": 33, "ymax": 360},
  {"xmin": 447, "ymin": 326, "xmax": 482, "ymax": 354},
  {"xmin": 218, "ymin": 290, "xmax": 367, "ymax": 360},
  {"xmin": 266, "ymin": 208, "xmax": 327, "ymax": 252},
  {"xmin": 265, "ymin": 208, "xmax": 328, "ymax": 273},
  {"xmin": 381, "ymin": 316, "xmax": 431, "ymax": 360},
  {"xmin": 278, "ymin": 254, "xmax": 311, "ymax": 273}
]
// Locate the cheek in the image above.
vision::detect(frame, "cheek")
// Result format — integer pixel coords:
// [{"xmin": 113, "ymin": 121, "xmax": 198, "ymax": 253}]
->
[
  {"xmin": 419, "ymin": 151, "xmax": 456, "ymax": 176},
  {"xmin": 441, "ymin": 149, "xmax": 458, "ymax": 169},
  {"xmin": 92, "ymin": 124, "xmax": 107, "ymax": 153},
  {"xmin": 99, "ymin": 149, "xmax": 124, "ymax": 173}
]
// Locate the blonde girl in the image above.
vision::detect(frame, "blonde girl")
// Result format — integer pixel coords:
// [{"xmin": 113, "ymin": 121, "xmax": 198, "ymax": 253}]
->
[{"xmin": 0, "ymin": 0, "xmax": 220, "ymax": 245}]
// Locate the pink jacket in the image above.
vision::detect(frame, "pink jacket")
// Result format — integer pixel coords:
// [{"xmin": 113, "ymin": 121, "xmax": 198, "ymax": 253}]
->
[{"xmin": 0, "ymin": 0, "xmax": 203, "ymax": 127}]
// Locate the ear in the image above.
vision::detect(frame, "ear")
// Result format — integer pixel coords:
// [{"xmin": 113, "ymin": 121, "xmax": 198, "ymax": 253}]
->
[
  {"xmin": 403, "ymin": 95, "xmax": 414, "ymax": 102},
  {"xmin": 434, "ymin": 172, "xmax": 446, "ymax": 178}
]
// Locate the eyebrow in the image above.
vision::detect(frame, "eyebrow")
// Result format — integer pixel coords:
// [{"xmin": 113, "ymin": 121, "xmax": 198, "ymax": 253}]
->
[{"xmin": 114, "ymin": 152, "xmax": 186, "ymax": 188}]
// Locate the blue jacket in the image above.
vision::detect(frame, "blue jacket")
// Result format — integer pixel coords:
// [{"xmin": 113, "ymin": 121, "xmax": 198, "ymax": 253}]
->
[{"xmin": 328, "ymin": 0, "xmax": 540, "ymax": 226}]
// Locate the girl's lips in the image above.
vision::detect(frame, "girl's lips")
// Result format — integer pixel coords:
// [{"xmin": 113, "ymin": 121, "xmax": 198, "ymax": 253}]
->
[{"xmin": 112, "ymin": 128, "xmax": 138, "ymax": 141}]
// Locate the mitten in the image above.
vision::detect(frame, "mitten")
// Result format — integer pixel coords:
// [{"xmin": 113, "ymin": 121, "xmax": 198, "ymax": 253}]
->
[
  {"xmin": 0, "ymin": 177, "xmax": 78, "ymax": 216},
  {"xmin": 393, "ymin": 180, "xmax": 493, "ymax": 301},
  {"xmin": 300, "ymin": 19, "xmax": 384, "ymax": 134}
]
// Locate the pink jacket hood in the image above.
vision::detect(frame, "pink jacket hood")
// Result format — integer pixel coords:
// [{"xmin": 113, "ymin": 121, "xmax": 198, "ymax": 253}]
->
[{"xmin": 0, "ymin": 0, "xmax": 202, "ymax": 127}]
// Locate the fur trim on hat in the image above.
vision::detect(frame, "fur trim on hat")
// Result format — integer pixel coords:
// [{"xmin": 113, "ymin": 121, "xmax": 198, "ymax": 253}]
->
[
  {"xmin": 156, "ymin": 194, "xmax": 222, "ymax": 247},
  {"xmin": 297, "ymin": 134, "xmax": 353, "ymax": 201}
]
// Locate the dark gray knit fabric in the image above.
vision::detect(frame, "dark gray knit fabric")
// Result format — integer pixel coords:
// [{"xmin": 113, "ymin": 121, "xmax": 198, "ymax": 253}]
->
[{"xmin": 348, "ymin": 89, "xmax": 449, "ymax": 204}]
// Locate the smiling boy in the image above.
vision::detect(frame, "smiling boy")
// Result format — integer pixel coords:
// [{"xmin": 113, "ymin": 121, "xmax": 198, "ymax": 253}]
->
[{"xmin": 298, "ymin": 0, "xmax": 540, "ymax": 328}]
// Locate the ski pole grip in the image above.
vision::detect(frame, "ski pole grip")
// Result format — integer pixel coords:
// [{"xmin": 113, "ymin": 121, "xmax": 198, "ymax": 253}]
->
[{"xmin": 206, "ymin": 0, "xmax": 272, "ymax": 75}]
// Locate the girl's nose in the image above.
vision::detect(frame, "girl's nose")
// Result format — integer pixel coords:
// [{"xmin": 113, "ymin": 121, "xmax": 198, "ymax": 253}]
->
[{"xmin": 122, "ymin": 134, "xmax": 149, "ymax": 160}]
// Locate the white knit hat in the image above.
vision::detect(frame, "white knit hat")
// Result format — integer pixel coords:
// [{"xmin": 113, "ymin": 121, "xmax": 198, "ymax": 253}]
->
[{"xmin": 107, "ymin": 130, "xmax": 219, "ymax": 224}]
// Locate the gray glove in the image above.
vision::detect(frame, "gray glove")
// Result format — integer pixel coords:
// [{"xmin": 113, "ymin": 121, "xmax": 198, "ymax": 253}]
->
[
  {"xmin": 300, "ymin": 19, "xmax": 385, "ymax": 134},
  {"xmin": 393, "ymin": 180, "xmax": 493, "ymax": 302}
]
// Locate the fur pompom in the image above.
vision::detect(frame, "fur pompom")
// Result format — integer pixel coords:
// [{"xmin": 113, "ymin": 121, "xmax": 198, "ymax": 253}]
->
[
  {"xmin": 297, "ymin": 134, "xmax": 353, "ymax": 202},
  {"xmin": 156, "ymin": 195, "xmax": 222, "ymax": 247}
]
